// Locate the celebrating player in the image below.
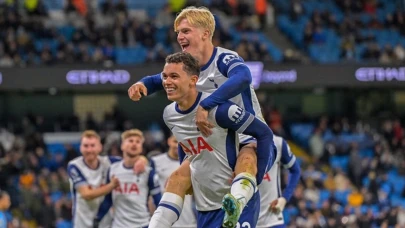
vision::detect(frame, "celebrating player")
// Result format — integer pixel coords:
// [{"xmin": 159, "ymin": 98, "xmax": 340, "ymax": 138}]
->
[
  {"xmin": 128, "ymin": 6, "xmax": 271, "ymax": 227},
  {"xmin": 151, "ymin": 135, "xmax": 197, "ymax": 228},
  {"xmin": 257, "ymin": 135, "xmax": 301, "ymax": 228},
  {"xmin": 149, "ymin": 52, "xmax": 274, "ymax": 228},
  {"xmin": 94, "ymin": 129, "xmax": 161, "ymax": 228},
  {"xmin": 67, "ymin": 130, "xmax": 121, "ymax": 228}
]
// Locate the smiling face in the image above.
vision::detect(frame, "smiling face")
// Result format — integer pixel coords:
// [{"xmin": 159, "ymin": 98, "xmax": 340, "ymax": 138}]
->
[
  {"xmin": 162, "ymin": 62, "xmax": 198, "ymax": 103},
  {"xmin": 80, "ymin": 136, "xmax": 102, "ymax": 162},
  {"xmin": 174, "ymin": 7, "xmax": 215, "ymax": 65}
]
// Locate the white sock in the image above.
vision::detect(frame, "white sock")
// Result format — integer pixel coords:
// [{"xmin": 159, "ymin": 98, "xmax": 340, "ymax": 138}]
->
[
  {"xmin": 149, "ymin": 192, "xmax": 184, "ymax": 228},
  {"xmin": 230, "ymin": 172, "xmax": 257, "ymax": 212}
]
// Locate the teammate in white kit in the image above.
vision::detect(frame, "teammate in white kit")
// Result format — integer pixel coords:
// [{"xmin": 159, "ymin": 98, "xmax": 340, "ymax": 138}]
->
[
  {"xmin": 151, "ymin": 135, "xmax": 197, "ymax": 228},
  {"xmin": 148, "ymin": 52, "xmax": 275, "ymax": 228},
  {"xmin": 94, "ymin": 129, "xmax": 161, "ymax": 228},
  {"xmin": 257, "ymin": 135, "xmax": 301, "ymax": 228},
  {"xmin": 67, "ymin": 130, "xmax": 121, "ymax": 228},
  {"xmin": 128, "ymin": 7, "xmax": 272, "ymax": 227}
]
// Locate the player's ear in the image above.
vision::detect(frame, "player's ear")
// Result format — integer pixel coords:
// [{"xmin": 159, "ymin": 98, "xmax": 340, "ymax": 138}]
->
[
  {"xmin": 202, "ymin": 29, "xmax": 210, "ymax": 41},
  {"xmin": 191, "ymin": 75, "xmax": 198, "ymax": 84}
]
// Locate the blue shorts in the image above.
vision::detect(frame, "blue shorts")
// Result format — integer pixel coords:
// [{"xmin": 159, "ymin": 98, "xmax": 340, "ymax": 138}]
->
[{"xmin": 196, "ymin": 191, "xmax": 260, "ymax": 228}]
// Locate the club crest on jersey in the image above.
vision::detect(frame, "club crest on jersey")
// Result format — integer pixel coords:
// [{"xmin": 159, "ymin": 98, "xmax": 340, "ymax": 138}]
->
[
  {"xmin": 228, "ymin": 105, "xmax": 245, "ymax": 124},
  {"xmin": 222, "ymin": 54, "xmax": 238, "ymax": 65}
]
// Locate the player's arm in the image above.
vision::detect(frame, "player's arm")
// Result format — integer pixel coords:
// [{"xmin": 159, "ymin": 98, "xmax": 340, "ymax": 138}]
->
[
  {"xmin": 213, "ymin": 102, "xmax": 274, "ymax": 184},
  {"xmin": 94, "ymin": 169, "xmax": 114, "ymax": 227},
  {"xmin": 200, "ymin": 53, "xmax": 251, "ymax": 110},
  {"xmin": 280, "ymin": 139, "xmax": 301, "ymax": 201},
  {"xmin": 68, "ymin": 164, "xmax": 119, "ymax": 201},
  {"xmin": 270, "ymin": 139, "xmax": 301, "ymax": 214},
  {"xmin": 129, "ymin": 73, "xmax": 164, "ymax": 100},
  {"xmin": 148, "ymin": 160, "xmax": 162, "ymax": 207}
]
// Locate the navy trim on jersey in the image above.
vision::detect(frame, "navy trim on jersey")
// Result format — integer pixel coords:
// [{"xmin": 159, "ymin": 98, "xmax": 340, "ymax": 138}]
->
[
  {"xmin": 175, "ymin": 92, "xmax": 202, "ymax": 114},
  {"xmin": 122, "ymin": 162, "xmax": 133, "ymax": 170},
  {"xmin": 158, "ymin": 203, "xmax": 180, "ymax": 219},
  {"xmin": 201, "ymin": 47, "xmax": 218, "ymax": 71},
  {"xmin": 82, "ymin": 157, "xmax": 100, "ymax": 170},
  {"xmin": 178, "ymin": 145, "xmax": 186, "ymax": 165},
  {"xmin": 225, "ymin": 131, "xmax": 237, "ymax": 171},
  {"xmin": 108, "ymin": 156, "xmax": 122, "ymax": 164},
  {"xmin": 67, "ymin": 164, "xmax": 87, "ymax": 187}
]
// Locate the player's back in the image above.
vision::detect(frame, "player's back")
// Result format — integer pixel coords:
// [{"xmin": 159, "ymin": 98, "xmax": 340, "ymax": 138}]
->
[
  {"xmin": 152, "ymin": 153, "xmax": 197, "ymax": 228},
  {"xmin": 163, "ymin": 92, "xmax": 237, "ymax": 212},
  {"xmin": 109, "ymin": 160, "xmax": 155, "ymax": 227},
  {"xmin": 68, "ymin": 156, "xmax": 115, "ymax": 228},
  {"xmin": 197, "ymin": 47, "xmax": 263, "ymax": 120}
]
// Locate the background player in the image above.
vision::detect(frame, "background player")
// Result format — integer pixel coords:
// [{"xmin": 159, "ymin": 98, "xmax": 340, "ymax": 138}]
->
[
  {"xmin": 94, "ymin": 129, "xmax": 161, "ymax": 228},
  {"xmin": 0, "ymin": 190, "xmax": 10, "ymax": 228},
  {"xmin": 151, "ymin": 135, "xmax": 197, "ymax": 228},
  {"xmin": 257, "ymin": 135, "xmax": 301, "ymax": 228},
  {"xmin": 149, "ymin": 52, "xmax": 274, "ymax": 228},
  {"xmin": 128, "ymin": 7, "xmax": 270, "ymax": 226},
  {"xmin": 67, "ymin": 130, "xmax": 121, "ymax": 228}
]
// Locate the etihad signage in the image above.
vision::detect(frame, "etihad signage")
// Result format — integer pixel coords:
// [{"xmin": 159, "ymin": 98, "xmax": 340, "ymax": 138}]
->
[
  {"xmin": 355, "ymin": 67, "xmax": 405, "ymax": 82},
  {"xmin": 66, "ymin": 70, "xmax": 131, "ymax": 85}
]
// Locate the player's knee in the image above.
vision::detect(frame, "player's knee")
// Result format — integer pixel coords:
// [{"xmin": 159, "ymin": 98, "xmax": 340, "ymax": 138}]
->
[
  {"xmin": 238, "ymin": 149, "xmax": 257, "ymax": 164},
  {"xmin": 166, "ymin": 171, "xmax": 191, "ymax": 192}
]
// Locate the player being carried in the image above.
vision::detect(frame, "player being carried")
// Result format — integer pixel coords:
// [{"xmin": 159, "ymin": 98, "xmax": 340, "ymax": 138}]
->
[
  {"xmin": 128, "ymin": 6, "xmax": 272, "ymax": 227},
  {"xmin": 149, "ymin": 52, "xmax": 275, "ymax": 228},
  {"xmin": 257, "ymin": 135, "xmax": 301, "ymax": 228},
  {"xmin": 67, "ymin": 130, "xmax": 121, "ymax": 228},
  {"xmin": 151, "ymin": 135, "xmax": 197, "ymax": 228},
  {"xmin": 94, "ymin": 129, "xmax": 161, "ymax": 228}
]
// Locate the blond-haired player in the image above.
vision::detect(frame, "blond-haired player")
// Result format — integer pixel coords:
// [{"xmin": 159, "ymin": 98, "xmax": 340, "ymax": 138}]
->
[
  {"xmin": 67, "ymin": 130, "xmax": 121, "ymax": 228},
  {"xmin": 128, "ymin": 7, "xmax": 272, "ymax": 227},
  {"xmin": 94, "ymin": 129, "xmax": 161, "ymax": 228}
]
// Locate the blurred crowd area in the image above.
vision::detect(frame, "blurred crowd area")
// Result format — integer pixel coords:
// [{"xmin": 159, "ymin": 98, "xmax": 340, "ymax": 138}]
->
[
  {"xmin": 1, "ymin": 104, "xmax": 405, "ymax": 227},
  {"xmin": 0, "ymin": 0, "xmax": 285, "ymax": 67},
  {"xmin": 274, "ymin": 0, "xmax": 405, "ymax": 63}
]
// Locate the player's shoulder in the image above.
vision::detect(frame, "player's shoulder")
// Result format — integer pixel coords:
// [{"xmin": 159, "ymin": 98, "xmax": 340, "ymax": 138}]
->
[
  {"xmin": 151, "ymin": 153, "xmax": 167, "ymax": 163},
  {"xmin": 163, "ymin": 102, "xmax": 177, "ymax": 117},
  {"xmin": 67, "ymin": 156, "xmax": 83, "ymax": 167},
  {"xmin": 216, "ymin": 47, "xmax": 239, "ymax": 57},
  {"xmin": 109, "ymin": 159, "xmax": 123, "ymax": 171}
]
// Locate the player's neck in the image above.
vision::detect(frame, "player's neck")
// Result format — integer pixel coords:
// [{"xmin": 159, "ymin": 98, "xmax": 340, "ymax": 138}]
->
[
  {"xmin": 167, "ymin": 150, "xmax": 178, "ymax": 160},
  {"xmin": 123, "ymin": 155, "xmax": 140, "ymax": 168},
  {"xmin": 84, "ymin": 157, "xmax": 99, "ymax": 170},
  {"xmin": 177, "ymin": 89, "xmax": 199, "ymax": 111},
  {"xmin": 199, "ymin": 43, "xmax": 214, "ymax": 67}
]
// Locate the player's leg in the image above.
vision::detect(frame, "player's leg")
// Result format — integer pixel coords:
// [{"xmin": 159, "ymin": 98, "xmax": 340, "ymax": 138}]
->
[
  {"xmin": 223, "ymin": 143, "xmax": 258, "ymax": 228},
  {"xmin": 149, "ymin": 159, "xmax": 192, "ymax": 228},
  {"xmin": 237, "ymin": 190, "xmax": 260, "ymax": 228}
]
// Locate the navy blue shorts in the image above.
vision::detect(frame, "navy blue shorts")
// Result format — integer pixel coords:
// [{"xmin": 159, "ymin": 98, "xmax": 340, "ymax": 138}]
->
[{"xmin": 196, "ymin": 191, "xmax": 260, "ymax": 228}]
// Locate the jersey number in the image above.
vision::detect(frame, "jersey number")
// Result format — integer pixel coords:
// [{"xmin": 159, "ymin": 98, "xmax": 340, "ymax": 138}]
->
[
  {"xmin": 236, "ymin": 222, "xmax": 251, "ymax": 228},
  {"xmin": 179, "ymin": 137, "xmax": 213, "ymax": 155}
]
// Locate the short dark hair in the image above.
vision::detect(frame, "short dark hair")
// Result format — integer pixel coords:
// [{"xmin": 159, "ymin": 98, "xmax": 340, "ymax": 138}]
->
[{"xmin": 165, "ymin": 52, "xmax": 200, "ymax": 77}]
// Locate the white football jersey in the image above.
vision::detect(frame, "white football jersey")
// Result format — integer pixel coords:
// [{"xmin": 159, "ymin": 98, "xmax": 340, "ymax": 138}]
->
[
  {"xmin": 162, "ymin": 46, "xmax": 264, "ymax": 144},
  {"xmin": 107, "ymin": 160, "xmax": 161, "ymax": 228},
  {"xmin": 164, "ymin": 92, "xmax": 260, "ymax": 211},
  {"xmin": 152, "ymin": 153, "xmax": 197, "ymax": 228},
  {"xmin": 67, "ymin": 156, "xmax": 120, "ymax": 228},
  {"xmin": 257, "ymin": 136, "xmax": 297, "ymax": 227}
]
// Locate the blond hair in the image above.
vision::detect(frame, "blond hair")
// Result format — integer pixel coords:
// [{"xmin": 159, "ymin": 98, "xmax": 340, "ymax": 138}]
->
[
  {"xmin": 174, "ymin": 6, "xmax": 216, "ymax": 39},
  {"xmin": 81, "ymin": 130, "xmax": 100, "ymax": 140},
  {"xmin": 121, "ymin": 129, "xmax": 144, "ymax": 141}
]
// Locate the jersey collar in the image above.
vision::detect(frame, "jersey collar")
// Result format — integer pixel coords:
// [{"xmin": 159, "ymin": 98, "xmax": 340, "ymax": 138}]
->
[
  {"xmin": 175, "ymin": 92, "xmax": 202, "ymax": 114},
  {"xmin": 201, "ymin": 47, "xmax": 218, "ymax": 71}
]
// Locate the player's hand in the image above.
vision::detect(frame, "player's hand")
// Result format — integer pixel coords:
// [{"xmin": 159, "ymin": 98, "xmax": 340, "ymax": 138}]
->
[
  {"xmin": 195, "ymin": 105, "xmax": 214, "ymax": 137},
  {"xmin": 128, "ymin": 82, "xmax": 148, "ymax": 101},
  {"xmin": 185, "ymin": 185, "xmax": 194, "ymax": 195},
  {"xmin": 110, "ymin": 175, "xmax": 120, "ymax": 188},
  {"xmin": 134, "ymin": 156, "xmax": 149, "ymax": 174},
  {"xmin": 269, "ymin": 197, "xmax": 287, "ymax": 214}
]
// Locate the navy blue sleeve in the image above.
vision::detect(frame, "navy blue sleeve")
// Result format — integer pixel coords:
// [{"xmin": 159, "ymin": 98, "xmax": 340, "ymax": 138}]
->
[
  {"xmin": 178, "ymin": 145, "xmax": 186, "ymax": 165},
  {"xmin": 200, "ymin": 53, "xmax": 252, "ymax": 110},
  {"xmin": 148, "ymin": 160, "xmax": 162, "ymax": 206},
  {"xmin": 67, "ymin": 164, "xmax": 88, "ymax": 188},
  {"xmin": 96, "ymin": 168, "xmax": 112, "ymax": 221},
  {"xmin": 215, "ymin": 102, "xmax": 274, "ymax": 185},
  {"xmin": 139, "ymin": 73, "xmax": 164, "ymax": 95},
  {"xmin": 279, "ymin": 139, "xmax": 301, "ymax": 201}
]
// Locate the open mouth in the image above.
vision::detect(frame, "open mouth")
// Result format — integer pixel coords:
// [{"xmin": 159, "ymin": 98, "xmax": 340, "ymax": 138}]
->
[
  {"xmin": 165, "ymin": 87, "xmax": 176, "ymax": 94},
  {"xmin": 181, "ymin": 44, "xmax": 190, "ymax": 51}
]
